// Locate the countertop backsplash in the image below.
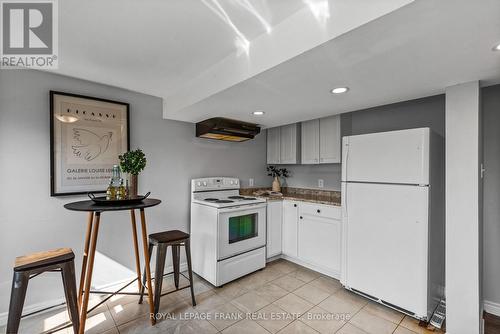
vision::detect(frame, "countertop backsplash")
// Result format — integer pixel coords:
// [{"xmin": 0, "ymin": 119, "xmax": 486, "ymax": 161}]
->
[{"xmin": 240, "ymin": 186, "xmax": 341, "ymax": 206}]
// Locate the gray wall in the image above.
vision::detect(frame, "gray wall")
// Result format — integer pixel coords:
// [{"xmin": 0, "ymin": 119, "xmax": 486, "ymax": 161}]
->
[
  {"xmin": 348, "ymin": 95, "xmax": 445, "ymax": 137},
  {"xmin": 281, "ymin": 164, "xmax": 341, "ymax": 191},
  {"xmin": 283, "ymin": 95, "xmax": 445, "ymax": 191},
  {"xmin": 0, "ymin": 70, "xmax": 269, "ymax": 315},
  {"xmin": 482, "ymin": 84, "xmax": 500, "ymax": 307}
]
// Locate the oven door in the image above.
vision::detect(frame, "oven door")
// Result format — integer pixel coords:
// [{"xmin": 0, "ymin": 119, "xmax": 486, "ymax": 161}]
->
[{"xmin": 217, "ymin": 203, "xmax": 267, "ymax": 260}]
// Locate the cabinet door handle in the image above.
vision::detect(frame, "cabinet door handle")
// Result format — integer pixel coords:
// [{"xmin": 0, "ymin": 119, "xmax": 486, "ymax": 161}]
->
[
  {"xmin": 300, "ymin": 216, "xmax": 303, "ymax": 219},
  {"xmin": 293, "ymin": 204, "xmax": 297, "ymax": 207},
  {"xmin": 317, "ymin": 209, "xmax": 321, "ymax": 213}
]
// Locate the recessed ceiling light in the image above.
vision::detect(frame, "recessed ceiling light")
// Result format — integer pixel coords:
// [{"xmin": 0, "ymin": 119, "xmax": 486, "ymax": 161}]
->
[
  {"xmin": 493, "ymin": 43, "xmax": 500, "ymax": 51},
  {"xmin": 253, "ymin": 110, "xmax": 265, "ymax": 115},
  {"xmin": 331, "ymin": 87, "xmax": 349, "ymax": 94}
]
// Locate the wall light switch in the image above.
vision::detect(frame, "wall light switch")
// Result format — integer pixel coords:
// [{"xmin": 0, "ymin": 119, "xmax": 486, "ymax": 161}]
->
[
  {"xmin": 318, "ymin": 179, "xmax": 324, "ymax": 188},
  {"xmin": 249, "ymin": 178, "xmax": 254, "ymax": 187}
]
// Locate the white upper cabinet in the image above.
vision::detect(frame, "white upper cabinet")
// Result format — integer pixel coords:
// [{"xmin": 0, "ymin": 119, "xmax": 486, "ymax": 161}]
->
[
  {"xmin": 267, "ymin": 127, "xmax": 281, "ymax": 164},
  {"xmin": 319, "ymin": 115, "xmax": 341, "ymax": 163},
  {"xmin": 267, "ymin": 124, "xmax": 299, "ymax": 164},
  {"xmin": 268, "ymin": 115, "xmax": 340, "ymax": 165},
  {"xmin": 301, "ymin": 119, "xmax": 320, "ymax": 164},
  {"xmin": 280, "ymin": 124, "xmax": 299, "ymax": 164},
  {"xmin": 301, "ymin": 115, "xmax": 341, "ymax": 164}
]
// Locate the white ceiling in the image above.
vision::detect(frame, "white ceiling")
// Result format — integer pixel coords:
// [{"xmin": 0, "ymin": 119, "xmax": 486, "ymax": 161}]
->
[
  {"xmin": 173, "ymin": 0, "xmax": 500, "ymax": 127},
  {"xmin": 54, "ymin": 0, "xmax": 500, "ymax": 128},
  {"xmin": 56, "ymin": 0, "xmax": 307, "ymax": 95}
]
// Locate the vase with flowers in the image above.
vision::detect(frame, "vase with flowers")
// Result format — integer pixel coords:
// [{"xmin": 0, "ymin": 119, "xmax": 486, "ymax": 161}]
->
[
  {"xmin": 267, "ymin": 166, "xmax": 289, "ymax": 192},
  {"xmin": 119, "ymin": 149, "xmax": 147, "ymax": 197}
]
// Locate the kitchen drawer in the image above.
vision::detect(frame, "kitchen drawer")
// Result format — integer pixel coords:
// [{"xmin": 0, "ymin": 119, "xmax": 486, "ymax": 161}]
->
[
  {"xmin": 217, "ymin": 247, "xmax": 266, "ymax": 286},
  {"xmin": 299, "ymin": 202, "xmax": 341, "ymax": 220}
]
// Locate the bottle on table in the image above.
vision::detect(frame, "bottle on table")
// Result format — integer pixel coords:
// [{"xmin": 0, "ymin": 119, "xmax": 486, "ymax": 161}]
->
[
  {"xmin": 106, "ymin": 165, "xmax": 123, "ymax": 200},
  {"xmin": 117, "ymin": 179, "xmax": 126, "ymax": 200},
  {"xmin": 106, "ymin": 180, "xmax": 115, "ymax": 200}
]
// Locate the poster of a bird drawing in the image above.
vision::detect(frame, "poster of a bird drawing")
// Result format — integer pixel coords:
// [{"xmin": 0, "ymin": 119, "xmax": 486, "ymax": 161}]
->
[{"xmin": 50, "ymin": 91, "xmax": 129, "ymax": 196}]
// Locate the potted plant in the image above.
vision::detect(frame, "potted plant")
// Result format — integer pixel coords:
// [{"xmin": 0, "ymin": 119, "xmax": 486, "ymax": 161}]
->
[
  {"xmin": 119, "ymin": 149, "xmax": 147, "ymax": 197},
  {"xmin": 267, "ymin": 166, "xmax": 289, "ymax": 192}
]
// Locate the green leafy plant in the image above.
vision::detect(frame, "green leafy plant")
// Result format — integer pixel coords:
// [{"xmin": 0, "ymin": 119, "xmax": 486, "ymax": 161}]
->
[
  {"xmin": 119, "ymin": 149, "xmax": 147, "ymax": 175},
  {"xmin": 267, "ymin": 166, "xmax": 289, "ymax": 178}
]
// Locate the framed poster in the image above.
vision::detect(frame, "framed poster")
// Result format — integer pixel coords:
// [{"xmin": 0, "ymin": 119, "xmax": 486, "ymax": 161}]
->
[{"xmin": 50, "ymin": 91, "xmax": 130, "ymax": 196}]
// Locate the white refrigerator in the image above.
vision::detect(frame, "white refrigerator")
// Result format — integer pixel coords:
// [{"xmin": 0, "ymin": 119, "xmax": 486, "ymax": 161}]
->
[{"xmin": 340, "ymin": 128, "xmax": 444, "ymax": 321}]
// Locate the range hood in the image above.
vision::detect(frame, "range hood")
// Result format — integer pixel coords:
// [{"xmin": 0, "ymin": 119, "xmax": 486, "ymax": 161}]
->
[{"xmin": 196, "ymin": 117, "xmax": 261, "ymax": 142}]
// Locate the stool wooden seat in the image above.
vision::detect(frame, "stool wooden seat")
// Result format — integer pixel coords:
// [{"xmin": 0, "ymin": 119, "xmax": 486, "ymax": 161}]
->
[
  {"xmin": 139, "ymin": 230, "xmax": 196, "ymax": 316},
  {"xmin": 149, "ymin": 230, "xmax": 190, "ymax": 244},
  {"xmin": 7, "ymin": 248, "xmax": 79, "ymax": 334},
  {"xmin": 14, "ymin": 248, "xmax": 74, "ymax": 271}
]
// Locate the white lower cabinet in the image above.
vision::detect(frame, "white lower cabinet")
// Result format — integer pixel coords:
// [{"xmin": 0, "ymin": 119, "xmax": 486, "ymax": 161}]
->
[
  {"xmin": 266, "ymin": 200, "xmax": 282, "ymax": 258},
  {"xmin": 282, "ymin": 200, "xmax": 299, "ymax": 257},
  {"xmin": 267, "ymin": 199, "xmax": 342, "ymax": 278},
  {"xmin": 298, "ymin": 209, "xmax": 341, "ymax": 275}
]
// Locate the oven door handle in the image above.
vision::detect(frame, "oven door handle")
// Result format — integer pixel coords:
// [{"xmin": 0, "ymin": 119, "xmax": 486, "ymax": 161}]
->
[{"xmin": 218, "ymin": 203, "xmax": 267, "ymax": 213}]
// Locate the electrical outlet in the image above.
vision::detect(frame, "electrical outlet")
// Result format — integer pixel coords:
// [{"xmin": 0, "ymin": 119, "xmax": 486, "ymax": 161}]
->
[
  {"xmin": 318, "ymin": 179, "xmax": 324, "ymax": 188},
  {"xmin": 249, "ymin": 178, "xmax": 254, "ymax": 187}
]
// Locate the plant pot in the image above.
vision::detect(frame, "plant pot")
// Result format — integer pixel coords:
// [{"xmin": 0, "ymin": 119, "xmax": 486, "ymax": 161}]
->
[
  {"xmin": 129, "ymin": 174, "xmax": 138, "ymax": 197},
  {"xmin": 272, "ymin": 176, "xmax": 281, "ymax": 192}
]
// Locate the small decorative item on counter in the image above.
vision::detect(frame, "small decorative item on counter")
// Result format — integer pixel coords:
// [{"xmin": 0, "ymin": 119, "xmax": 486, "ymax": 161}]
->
[
  {"xmin": 119, "ymin": 149, "xmax": 147, "ymax": 197},
  {"xmin": 253, "ymin": 189, "xmax": 283, "ymax": 197},
  {"xmin": 266, "ymin": 166, "xmax": 289, "ymax": 192}
]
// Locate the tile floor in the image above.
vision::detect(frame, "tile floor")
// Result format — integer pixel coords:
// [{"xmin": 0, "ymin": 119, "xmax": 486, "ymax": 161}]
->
[{"xmin": 1, "ymin": 259, "xmax": 445, "ymax": 334}]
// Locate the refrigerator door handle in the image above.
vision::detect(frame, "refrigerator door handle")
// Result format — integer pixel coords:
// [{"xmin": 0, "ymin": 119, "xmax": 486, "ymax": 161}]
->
[
  {"xmin": 342, "ymin": 137, "xmax": 349, "ymax": 182},
  {"xmin": 340, "ymin": 181, "xmax": 348, "ymax": 285}
]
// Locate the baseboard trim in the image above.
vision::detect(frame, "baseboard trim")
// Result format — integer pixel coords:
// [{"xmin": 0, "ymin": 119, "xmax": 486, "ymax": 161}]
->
[
  {"xmin": 484, "ymin": 300, "xmax": 500, "ymax": 317},
  {"xmin": 0, "ymin": 262, "xmax": 188, "ymax": 327},
  {"xmin": 266, "ymin": 254, "xmax": 282, "ymax": 263},
  {"xmin": 270, "ymin": 253, "xmax": 340, "ymax": 280}
]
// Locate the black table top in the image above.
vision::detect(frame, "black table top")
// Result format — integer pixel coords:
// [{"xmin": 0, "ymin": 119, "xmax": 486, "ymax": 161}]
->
[{"xmin": 64, "ymin": 198, "xmax": 161, "ymax": 212}]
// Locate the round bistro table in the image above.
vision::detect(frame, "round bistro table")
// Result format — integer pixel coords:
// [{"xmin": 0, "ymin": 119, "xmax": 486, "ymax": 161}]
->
[{"xmin": 64, "ymin": 199, "xmax": 161, "ymax": 334}]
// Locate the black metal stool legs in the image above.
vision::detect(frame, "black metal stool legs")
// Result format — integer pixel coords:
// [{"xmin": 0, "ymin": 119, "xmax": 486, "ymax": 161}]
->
[
  {"xmin": 185, "ymin": 239, "xmax": 196, "ymax": 306},
  {"xmin": 138, "ymin": 233, "xmax": 197, "ymax": 319},
  {"xmin": 6, "ymin": 259, "xmax": 79, "ymax": 334},
  {"xmin": 172, "ymin": 245, "xmax": 180, "ymax": 289},
  {"xmin": 6, "ymin": 272, "xmax": 29, "ymax": 334},
  {"xmin": 61, "ymin": 261, "xmax": 80, "ymax": 334},
  {"xmin": 153, "ymin": 244, "xmax": 167, "ymax": 315}
]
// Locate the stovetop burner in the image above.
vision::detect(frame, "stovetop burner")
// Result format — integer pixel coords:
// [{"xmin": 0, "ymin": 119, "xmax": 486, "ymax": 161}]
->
[
  {"xmin": 204, "ymin": 198, "xmax": 219, "ymax": 202},
  {"xmin": 242, "ymin": 197, "xmax": 256, "ymax": 200},
  {"xmin": 228, "ymin": 196, "xmax": 245, "ymax": 199},
  {"xmin": 216, "ymin": 200, "xmax": 234, "ymax": 203}
]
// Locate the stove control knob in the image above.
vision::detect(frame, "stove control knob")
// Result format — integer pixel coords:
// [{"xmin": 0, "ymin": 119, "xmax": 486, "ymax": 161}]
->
[
  {"xmin": 235, "ymin": 180, "xmax": 239, "ymax": 184},
  {"xmin": 197, "ymin": 182, "xmax": 201, "ymax": 187},
  {"xmin": 203, "ymin": 181, "xmax": 207, "ymax": 186},
  {"xmin": 230, "ymin": 180, "xmax": 234, "ymax": 185}
]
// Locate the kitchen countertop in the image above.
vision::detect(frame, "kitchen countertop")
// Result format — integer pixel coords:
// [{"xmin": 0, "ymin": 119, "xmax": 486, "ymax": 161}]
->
[{"xmin": 240, "ymin": 187, "xmax": 341, "ymax": 206}]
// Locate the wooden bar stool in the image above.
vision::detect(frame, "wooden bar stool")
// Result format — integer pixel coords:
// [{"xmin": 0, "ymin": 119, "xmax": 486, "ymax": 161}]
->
[
  {"xmin": 6, "ymin": 248, "xmax": 79, "ymax": 334},
  {"xmin": 139, "ymin": 230, "xmax": 196, "ymax": 315}
]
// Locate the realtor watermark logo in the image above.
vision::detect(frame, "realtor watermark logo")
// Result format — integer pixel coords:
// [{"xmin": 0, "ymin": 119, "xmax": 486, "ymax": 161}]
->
[{"xmin": 0, "ymin": 0, "xmax": 58, "ymax": 69}]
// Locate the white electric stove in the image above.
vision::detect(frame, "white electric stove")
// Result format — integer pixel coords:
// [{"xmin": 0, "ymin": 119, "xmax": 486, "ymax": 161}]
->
[{"xmin": 190, "ymin": 177, "xmax": 267, "ymax": 286}]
